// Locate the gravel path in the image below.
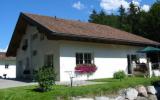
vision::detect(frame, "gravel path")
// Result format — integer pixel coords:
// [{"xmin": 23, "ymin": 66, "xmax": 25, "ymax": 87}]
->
[
  {"xmin": 0, "ymin": 79, "xmax": 104, "ymax": 89},
  {"xmin": 0, "ymin": 79, "xmax": 36, "ymax": 89}
]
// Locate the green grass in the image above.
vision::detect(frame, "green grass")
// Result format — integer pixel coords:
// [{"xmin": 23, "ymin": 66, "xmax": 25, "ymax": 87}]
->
[{"xmin": 0, "ymin": 77, "xmax": 159, "ymax": 100}]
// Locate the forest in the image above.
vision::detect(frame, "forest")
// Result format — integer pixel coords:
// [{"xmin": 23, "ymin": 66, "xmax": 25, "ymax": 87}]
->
[{"xmin": 88, "ymin": 0, "xmax": 160, "ymax": 42}]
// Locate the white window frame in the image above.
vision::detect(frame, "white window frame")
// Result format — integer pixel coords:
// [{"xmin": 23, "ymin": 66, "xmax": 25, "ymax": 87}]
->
[{"xmin": 76, "ymin": 52, "xmax": 94, "ymax": 65}]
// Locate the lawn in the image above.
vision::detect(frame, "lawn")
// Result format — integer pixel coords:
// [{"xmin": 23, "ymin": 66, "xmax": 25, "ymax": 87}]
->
[{"xmin": 0, "ymin": 77, "xmax": 159, "ymax": 100}]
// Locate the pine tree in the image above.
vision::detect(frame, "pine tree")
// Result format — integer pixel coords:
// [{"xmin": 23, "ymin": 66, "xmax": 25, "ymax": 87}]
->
[
  {"xmin": 118, "ymin": 5, "xmax": 128, "ymax": 30},
  {"xmin": 88, "ymin": 9, "xmax": 98, "ymax": 23},
  {"xmin": 127, "ymin": 2, "xmax": 140, "ymax": 34},
  {"xmin": 144, "ymin": 2, "xmax": 160, "ymax": 42}
]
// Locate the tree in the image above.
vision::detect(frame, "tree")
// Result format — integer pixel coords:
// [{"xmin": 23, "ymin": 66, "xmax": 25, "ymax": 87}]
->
[
  {"xmin": 156, "ymin": 0, "xmax": 160, "ymax": 4},
  {"xmin": 88, "ymin": 9, "xmax": 98, "ymax": 23},
  {"xmin": 144, "ymin": 2, "xmax": 160, "ymax": 42},
  {"xmin": 98, "ymin": 10, "xmax": 107, "ymax": 25},
  {"xmin": 88, "ymin": 1, "xmax": 160, "ymax": 42},
  {"xmin": 127, "ymin": 2, "xmax": 140, "ymax": 34},
  {"xmin": 118, "ymin": 5, "xmax": 130, "ymax": 31},
  {"xmin": 89, "ymin": 9, "xmax": 119, "ymax": 28},
  {"xmin": 136, "ymin": 11, "xmax": 148, "ymax": 36},
  {"xmin": 119, "ymin": 5, "xmax": 125, "ymax": 25}
]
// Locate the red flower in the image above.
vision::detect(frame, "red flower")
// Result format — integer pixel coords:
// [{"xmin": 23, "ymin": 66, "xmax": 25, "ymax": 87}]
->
[{"xmin": 75, "ymin": 64, "xmax": 97, "ymax": 75}]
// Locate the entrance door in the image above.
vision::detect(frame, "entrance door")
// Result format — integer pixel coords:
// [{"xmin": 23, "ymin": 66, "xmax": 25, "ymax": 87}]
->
[{"xmin": 127, "ymin": 55, "xmax": 132, "ymax": 74}]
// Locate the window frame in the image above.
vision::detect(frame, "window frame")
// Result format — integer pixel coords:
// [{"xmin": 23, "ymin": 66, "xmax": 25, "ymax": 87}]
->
[
  {"xmin": 76, "ymin": 53, "xmax": 83, "ymax": 64},
  {"xmin": 76, "ymin": 52, "xmax": 94, "ymax": 65}
]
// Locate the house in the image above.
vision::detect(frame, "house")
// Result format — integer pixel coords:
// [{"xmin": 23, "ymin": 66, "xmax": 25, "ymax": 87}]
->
[
  {"xmin": 0, "ymin": 52, "xmax": 16, "ymax": 78},
  {"xmin": 6, "ymin": 13, "xmax": 160, "ymax": 81}
]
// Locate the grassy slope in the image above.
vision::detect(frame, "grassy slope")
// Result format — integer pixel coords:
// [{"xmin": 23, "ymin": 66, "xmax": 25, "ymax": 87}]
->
[{"xmin": 0, "ymin": 77, "xmax": 159, "ymax": 100}]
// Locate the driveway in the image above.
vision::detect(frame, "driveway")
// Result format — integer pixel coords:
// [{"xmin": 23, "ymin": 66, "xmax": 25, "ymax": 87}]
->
[{"xmin": 0, "ymin": 79, "xmax": 36, "ymax": 89}]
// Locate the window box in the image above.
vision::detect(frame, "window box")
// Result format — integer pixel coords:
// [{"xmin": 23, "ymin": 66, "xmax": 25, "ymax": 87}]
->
[{"xmin": 75, "ymin": 64, "xmax": 97, "ymax": 75}]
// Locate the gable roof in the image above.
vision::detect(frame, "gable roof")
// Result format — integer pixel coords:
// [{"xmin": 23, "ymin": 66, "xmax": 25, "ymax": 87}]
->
[{"xmin": 6, "ymin": 13, "xmax": 160, "ymax": 56}]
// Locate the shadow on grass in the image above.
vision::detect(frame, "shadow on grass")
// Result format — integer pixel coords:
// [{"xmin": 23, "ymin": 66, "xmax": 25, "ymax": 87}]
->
[
  {"xmin": 31, "ymin": 88, "xmax": 50, "ymax": 93},
  {"xmin": 23, "ymin": 86, "xmax": 46, "ymax": 93}
]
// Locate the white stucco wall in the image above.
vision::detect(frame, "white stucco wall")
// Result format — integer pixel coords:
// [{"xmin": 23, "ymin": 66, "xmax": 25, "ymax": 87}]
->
[
  {"xmin": 0, "ymin": 65, "xmax": 16, "ymax": 78},
  {"xmin": 16, "ymin": 25, "xmax": 60, "ymax": 80},
  {"xmin": 59, "ymin": 41, "xmax": 146, "ymax": 81}
]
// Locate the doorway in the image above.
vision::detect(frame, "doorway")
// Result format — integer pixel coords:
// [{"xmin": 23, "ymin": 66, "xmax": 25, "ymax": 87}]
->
[{"xmin": 127, "ymin": 55, "xmax": 132, "ymax": 74}]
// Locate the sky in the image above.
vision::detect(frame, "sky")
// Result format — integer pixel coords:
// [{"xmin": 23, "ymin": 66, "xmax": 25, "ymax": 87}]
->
[{"xmin": 0, "ymin": 0, "xmax": 156, "ymax": 52}]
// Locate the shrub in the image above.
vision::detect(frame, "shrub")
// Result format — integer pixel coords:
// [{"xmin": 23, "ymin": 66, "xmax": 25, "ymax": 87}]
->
[
  {"xmin": 113, "ymin": 70, "xmax": 126, "ymax": 81},
  {"xmin": 34, "ymin": 66, "xmax": 56, "ymax": 92}
]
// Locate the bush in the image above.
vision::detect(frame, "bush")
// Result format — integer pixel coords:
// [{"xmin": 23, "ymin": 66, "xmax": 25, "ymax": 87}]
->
[
  {"xmin": 113, "ymin": 70, "xmax": 126, "ymax": 81},
  {"xmin": 34, "ymin": 66, "xmax": 56, "ymax": 92}
]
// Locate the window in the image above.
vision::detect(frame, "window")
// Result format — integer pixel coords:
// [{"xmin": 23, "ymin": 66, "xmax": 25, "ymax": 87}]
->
[
  {"xmin": 32, "ymin": 33, "xmax": 38, "ymax": 40},
  {"xmin": 5, "ymin": 64, "xmax": 9, "ymax": 69},
  {"xmin": 18, "ymin": 61, "xmax": 23, "ymax": 69},
  {"xmin": 76, "ymin": 53, "xmax": 93, "ymax": 64},
  {"xmin": 40, "ymin": 33, "xmax": 45, "ymax": 40},
  {"xmin": 84, "ymin": 53, "xmax": 92, "ymax": 64},
  {"xmin": 26, "ymin": 57, "xmax": 29, "ymax": 68},
  {"xmin": 22, "ymin": 39, "xmax": 28, "ymax": 51},
  {"xmin": 76, "ymin": 53, "xmax": 83, "ymax": 64},
  {"xmin": 32, "ymin": 50, "xmax": 37, "ymax": 56},
  {"xmin": 44, "ymin": 54, "xmax": 54, "ymax": 67}
]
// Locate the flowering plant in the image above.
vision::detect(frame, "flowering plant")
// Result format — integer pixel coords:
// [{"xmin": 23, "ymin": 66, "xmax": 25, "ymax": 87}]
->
[{"xmin": 75, "ymin": 64, "xmax": 97, "ymax": 75}]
